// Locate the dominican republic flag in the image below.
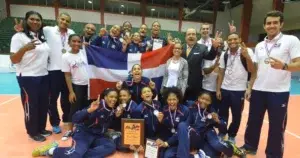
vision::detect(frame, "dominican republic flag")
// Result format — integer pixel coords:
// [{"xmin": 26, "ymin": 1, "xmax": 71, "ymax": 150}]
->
[{"xmin": 86, "ymin": 45, "xmax": 174, "ymax": 99}]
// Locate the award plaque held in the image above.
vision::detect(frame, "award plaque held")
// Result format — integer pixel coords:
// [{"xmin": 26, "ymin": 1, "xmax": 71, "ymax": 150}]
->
[{"xmin": 121, "ymin": 118, "xmax": 144, "ymax": 148}]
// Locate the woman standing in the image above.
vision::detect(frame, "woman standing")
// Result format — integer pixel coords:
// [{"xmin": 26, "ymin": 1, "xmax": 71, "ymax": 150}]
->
[
  {"xmin": 161, "ymin": 41, "xmax": 188, "ymax": 100},
  {"xmin": 10, "ymin": 11, "xmax": 51, "ymax": 142}
]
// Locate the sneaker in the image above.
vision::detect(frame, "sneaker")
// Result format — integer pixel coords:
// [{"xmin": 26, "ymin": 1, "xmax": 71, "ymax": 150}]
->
[
  {"xmin": 32, "ymin": 141, "xmax": 58, "ymax": 157},
  {"xmin": 30, "ymin": 134, "xmax": 46, "ymax": 142},
  {"xmin": 218, "ymin": 133, "xmax": 226, "ymax": 141},
  {"xmin": 52, "ymin": 126, "xmax": 61, "ymax": 134},
  {"xmin": 40, "ymin": 130, "xmax": 52, "ymax": 137},
  {"xmin": 227, "ymin": 142, "xmax": 246, "ymax": 158},
  {"xmin": 228, "ymin": 136, "xmax": 236, "ymax": 144},
  {"xmin": 61, "ymin": 130, "xmax": 73, "ymax": 141},
  {"xmin": 240, "ymin": 145, "xmax": 257, "ymax": 155}
]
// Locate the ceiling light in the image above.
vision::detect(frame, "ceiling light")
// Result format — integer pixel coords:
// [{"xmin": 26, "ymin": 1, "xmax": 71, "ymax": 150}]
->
[
  {"xmin": 222, "ymin": 0, "xmax": 230, "ymax": 4},
  {"xmin": 151, "ymin": 8, "xmax": 155, "ymax": 11},
  {"xmin": 88, "ymin": 0, "xmax": 92, "ymax": 4},
  {"xmin": 121, "ymin": 4, "xmax": 124, "ymax": 7}
]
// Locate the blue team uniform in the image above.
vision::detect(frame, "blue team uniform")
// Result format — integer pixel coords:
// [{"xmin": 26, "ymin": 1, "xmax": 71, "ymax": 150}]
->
[
  {"xmin": 132, "ymin": 100, "xmax": 162, "ymax": 140},
  {"xmin": 187, "ymin": 102, "xmax": 235, "ymax": 157},
  {"xmin": 126, "ymin": 42, "xmax": 147, "ymax": 53},
  {"xmin": 122, "ymin": 76, "xmax": 157, "ymax": 104},
  {"xmin": 91, "ymin": 35, "xmax": 123, "ymax": 52},
  {"xmin": 158, "ymin": 104, "xmax": 190, "ymax": 158},
  {"xmin": 52, "ymin": 100, "xmax": 116, "ymax": 158}
]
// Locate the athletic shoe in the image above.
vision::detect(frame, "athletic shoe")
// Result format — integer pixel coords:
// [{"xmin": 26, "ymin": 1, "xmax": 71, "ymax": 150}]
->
[
  {"xmin": 52, "ymin": 126, "xmax": 62, "ymax": 134},
  {"xmin": 61, "ymin": 130, "xmax": 73, "ymax": 141},
  {"xmin": 218, "ymin": 133, "xmax": 226, "ymax": 141},
  {"xmin": 40, "ymin": 130, "xmax": 52, "ymax": 137},
  {"xmin": 227, "ymin": 142, "xmax": 246, "ymax": 158},
  {"xmin": 32, "ymin": 141, "xmax": 58, "ymax": 157},
  {"xmin": 228, "ymin": 136, "xmax": 236, "ymax": 144},
  {"xmin": 30, "ymin": 134, "xmax": 46, "ymax": 142},
  {"xmin": 240, "ymin": 145, "xmax": 257, "ymax": 155}
]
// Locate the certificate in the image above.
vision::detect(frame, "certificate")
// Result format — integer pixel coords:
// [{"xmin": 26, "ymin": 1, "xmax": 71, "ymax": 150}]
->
[
  {"xmin": 153, "ymin": 39, "xmax": 163, "ymax": 50},
  {"xmin": 145, "ymin": 139, "xmax": 159, "ymax": 158},
  {"xmin": 121, "ymin": 119, "xmax": 144, "ymax": 147}
]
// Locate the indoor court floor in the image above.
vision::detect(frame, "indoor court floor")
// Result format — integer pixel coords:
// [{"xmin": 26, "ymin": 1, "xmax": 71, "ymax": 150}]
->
[{"xmin": 0, "ymin": 72, "xmax": 299, "ymax": 158}]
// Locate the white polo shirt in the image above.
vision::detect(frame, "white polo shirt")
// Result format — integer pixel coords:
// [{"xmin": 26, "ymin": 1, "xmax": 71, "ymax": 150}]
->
[
  {"xmin": 61, "ymin": 50, "xmax": 89, "ymax": 85},
  {"xmin": 253, "ymin": 33, "xmax": 300, "ymax": 92},
  {"xmin": 10, "ymin": 32, "xmax": 50, "ymax": 77},
  {"xmin": 197, "ymin": 37, "xmax": 212, "ymax": 52},
  {"xmin": 220, "ymin": 48, "xmax": 254, "ymax": 91},
  {"xmin": 43, "ymin": 26, "xmax": 75, "ymax": 71},
  {"xmin": 202, "ymin": 58, "xmax": 218, "ymax": 92}
]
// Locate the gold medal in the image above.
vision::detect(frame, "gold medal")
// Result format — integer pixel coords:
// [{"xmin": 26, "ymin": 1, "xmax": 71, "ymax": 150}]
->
[{"xmin": 62, "ymin": 48, "xmax": 66, "ymax": 54}]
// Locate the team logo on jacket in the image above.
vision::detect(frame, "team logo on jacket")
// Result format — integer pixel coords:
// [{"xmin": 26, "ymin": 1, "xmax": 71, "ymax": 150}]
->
[
  {"xmin": 144, "ymin": 114, "xmax": 148, "ymax": 118},
  {"xmin": 112, "ymin": 45, "xmax": 116, "ymax": 49},
  {"xmin": 100, "ymin": 115, "xmax": 104, "ymax": 118},
  {"xmin": 175, "ymin": 117, "xmax": 180, "ymax": 122}
]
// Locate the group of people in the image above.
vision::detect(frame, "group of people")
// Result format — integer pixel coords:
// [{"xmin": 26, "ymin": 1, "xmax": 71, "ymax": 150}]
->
[{"xmin": 10, "ymin": 9, "xmax": 300, "ymax": 158}]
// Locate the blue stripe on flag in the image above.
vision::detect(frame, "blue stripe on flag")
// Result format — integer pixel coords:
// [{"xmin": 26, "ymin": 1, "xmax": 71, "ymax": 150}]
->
[{"xmin": 86, "ymin": 45, "xmax": 128, "ymax": 70}]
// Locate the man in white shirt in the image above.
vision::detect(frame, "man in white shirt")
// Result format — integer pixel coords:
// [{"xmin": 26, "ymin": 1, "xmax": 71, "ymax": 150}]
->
[
  {"xmin": 198, "ymin": 23, "xmax": 220, "ymax": 112},
  {"xmin": 241, "ymin": 11, "xmax": 300, "ymax": 158},
  {"xmin": 216, "ymin": 33, "xmax": 255, "ymax": 144}
]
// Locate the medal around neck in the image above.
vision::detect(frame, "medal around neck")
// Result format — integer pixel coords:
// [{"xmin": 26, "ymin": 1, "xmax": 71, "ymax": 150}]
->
[
  {"xmin": 153, "ymin": 110, "xmax": 159, "ymax": 116},
  {"xmin": 62, "ymin": 48, "xmax": 66, "ymax": 54},
  {"xmin": 264, "ymin": 58, "xmax": 270, "ymax": 64},
  {"xmin": 171, "ymin": 128, "xmax": 176, "ymax": 133},
  {"xmin": 207, "ymin": 114, "xmax": 212, "ymax": 119}
]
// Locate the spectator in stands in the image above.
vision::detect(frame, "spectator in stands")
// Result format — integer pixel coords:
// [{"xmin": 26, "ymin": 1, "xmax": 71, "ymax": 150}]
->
[{"xmin": 10, "ymin": 11, "xmax": 52, "ymax": 142}]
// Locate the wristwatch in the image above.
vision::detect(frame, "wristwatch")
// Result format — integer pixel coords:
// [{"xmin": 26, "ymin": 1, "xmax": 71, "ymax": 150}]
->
[{"xmin": 282, "ymin": 63, "xmax": 288, "ymax": 70}]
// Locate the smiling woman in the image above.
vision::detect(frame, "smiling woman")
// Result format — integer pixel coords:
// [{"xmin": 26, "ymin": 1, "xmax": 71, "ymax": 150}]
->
[{"xmin": 9, "ymin": 10, "xmax": 51, "ymax": 142}]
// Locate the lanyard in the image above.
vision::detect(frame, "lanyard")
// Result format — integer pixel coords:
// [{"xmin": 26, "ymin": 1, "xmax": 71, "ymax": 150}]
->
[
  {"xmin": 102, "ymin": 99, "xmax": 114, "ymax": 116},
  {"xmin": 125, "ymin": 100, "xmax": 133, "ymax": 112},
  {"xmin": 197, "ymin": 103, "xmax": 206, "ymax": 119},
  {"xmin": 61, "ymin": 32, "xmax": 67, "ymax": 48},
  {"xmin": 169, "ymin": 108, "xmax": 177, "ymax": 128},
  {"xmin": 143, "ymin": 101, "xmax": 156, "ymax": 110},
  {"xmin": 264, "ymin": 34, "xmax": 283, "ymax": 57}
]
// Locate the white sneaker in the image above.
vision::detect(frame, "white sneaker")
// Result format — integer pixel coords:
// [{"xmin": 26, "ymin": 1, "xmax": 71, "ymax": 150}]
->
[{"xmin": 61, "ymin": 130, "xmax": 73, "ymax": 141}]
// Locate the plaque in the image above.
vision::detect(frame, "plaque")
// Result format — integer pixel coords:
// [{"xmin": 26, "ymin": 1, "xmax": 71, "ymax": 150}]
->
[
  {"xmin": 121, "ymin": 118, "xmax": 144, "ymax": 148},
  {"xmin": 145, "ymin": 139, "xmax": 159, "ymax": 158}
]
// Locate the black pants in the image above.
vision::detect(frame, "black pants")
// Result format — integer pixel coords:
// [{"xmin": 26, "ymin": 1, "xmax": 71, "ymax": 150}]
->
[
  {"xmin": 17, "ymin": 75, "xmax": 49, "ymax": 136},
  {"xmin": 244, "ymin": 90, "xmax": 289, "ymax": 158},
  {"xmin": 218, "ymin": 89, "xmax": 245, "ymax": 137},
  {"xmin": 69, "ymin": 84, "xmax": 89, "ymax": 121},
  {"xmin": 48, "ymin": 70, "xmax": 71, "ymax": 126}
]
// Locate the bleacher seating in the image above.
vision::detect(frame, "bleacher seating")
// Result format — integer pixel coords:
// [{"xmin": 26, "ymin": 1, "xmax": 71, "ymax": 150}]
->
[{"xmin": 0, "ymin": 17, "xmax": 193, "ymax": 54}]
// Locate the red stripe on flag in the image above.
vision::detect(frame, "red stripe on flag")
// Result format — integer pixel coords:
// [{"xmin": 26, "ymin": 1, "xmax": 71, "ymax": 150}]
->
[
  {"xmin": 90, "ymin": 79, "xmax": 116, "ymax": 99},
  {"xmin": 141, "ymin": 45, "xmax": 174, "ymax": 69}
]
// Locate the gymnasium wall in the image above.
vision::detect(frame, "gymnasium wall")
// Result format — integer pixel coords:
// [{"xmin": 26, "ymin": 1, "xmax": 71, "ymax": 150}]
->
[{"xmin": 9, "ymin": 4, "xmax": 211, "ymax": 33}]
